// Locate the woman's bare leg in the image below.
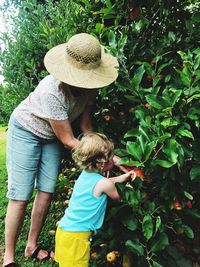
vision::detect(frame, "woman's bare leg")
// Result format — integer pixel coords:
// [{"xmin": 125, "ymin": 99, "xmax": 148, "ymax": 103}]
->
[
  {"xmin": 3, "ymin": 199, "xmax": 28, "ymax": 265},
  {"xmin": 25, "ymin": 191, "xmax": 54, "ymax": 259}
]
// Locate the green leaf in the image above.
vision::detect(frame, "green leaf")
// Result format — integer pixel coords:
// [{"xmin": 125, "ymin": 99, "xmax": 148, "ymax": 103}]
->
[
  {"xmin": 163, "ymin": 139, "xmax": 179, "ymax": 163},
  {"xmin": 124, "ymin": 129, "xmax": 139, "ymax": 138},
  {"xmin": 121, "ymin": 215, "xmax": 138, "ymax": 231},
  {"xmin": 138, "ymin": 135, "xmax": 145, "ymax": 153},
  {"xmin": 183, "ymin": 191, "xmax": 193, "ymax": 200},
  {"xmin": 106, "ymin": 204, "xmax": 128, "ymax": 220},
  {"xmin": 158, "ymin": 62, "xmax": 170, "ymax": 72},
  {"xmin": 126, "ymin": 141, "xmax": 142, "ymax": 161},
  {"xmin": 131, "ymin": 65, "xmax": 145, "ymax": 88},
  {"xmin": 165, "ymin": 74, "xmax": 171, "ymax": 83},
  {"xmin": 177, "ymin": 128, "xmax": 194, "ymax": 140},
  {"xmin": 135, "ymin": 110, "xmax": 145, "ymax": 124},
  {"xmin": 187, "ymin": 93, "xmax": 200, "ymax": 103},
  {"xmin": 182, "ymin": 225, "xmax": 194, "ymax": 239},
  {"xmin": 184, "ymin": 209, "xmax": 200, "ymax": 219},
  {"xmin": 139, "ymin": 126, "xmax": 151, "ymax": 141},
  {"xmin": 118, "ymin": 157, "xmax": 139, "ymax": 166},
  {"xmin": 144, "ymin": 141, "xmax": 157, "ymax": 162},
  {"xmin": 151, "ymin": 233, "xmax": 169, "ymax": 252},
  {"xmin": 146, "ymin": 95, "xmax": 165, "ymax": 109},
  {"xmin": 157, "ymin": 133, "xmax": 171, "ymax": 143},
  {"xmin": 107, "ymin": 31, "xmax": 116, "ymax": 47},
  {"xmin": 168, "ymin": 31, "xmax": 176, "ymax": 42},
  {"xmin": 176, "ymin": 257, "xmax": 192, "ymax": 267},
  {"xmin": 161, "ymin": 118, "xmax": 179, "ymax": 128},
  {"xmin": 190, "ymin": 166, "xmax": 200, "ymax": 181},
  {"xmin": 171, "ymin": 90, "xmax": 182, "ymax": 106},
  {"xmin": 180, "ymin": 67, "xmax": 191, "ymax": 87},
  {"xmin": 105, "ymin": 0, "xmax": 113, "ymax": 8},
  {"xmin": 125, "ymin": 240, "xmax": 144, "ymax": 256},
  {"xmin": 194, "ymin": 53, "xmax": 200, "ymax": 70},
  {"xmin": 155, "ymin": 216, "xmax": 162, "ymax": 233},
  {"xmin": 167, "ymin": 246, "xmax": 191, "ymax": 267},
  {"xmin": 114, "ymin": 148, "xmax": 128, "ymax": 157},
  {"xmin": 151, "ymin": 260, "xmax": 164, "ymax": 267},
  {"xmin": 142, "ymin": 214, "xmax": 153, "ymax": 240},
  {"xmin": 153, "ymin": 159, "xmax": 176, "ymax": 168}
]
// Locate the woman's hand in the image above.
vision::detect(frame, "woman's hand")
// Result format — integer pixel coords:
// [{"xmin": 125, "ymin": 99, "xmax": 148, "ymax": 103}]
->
[{"xmin": 49, "ymin": 119, "xmax": 79, "ymax": 149}]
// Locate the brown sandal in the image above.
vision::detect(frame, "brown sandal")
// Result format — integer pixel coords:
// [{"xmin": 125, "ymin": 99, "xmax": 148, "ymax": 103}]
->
[
  {"xmin": 31, "ymin": 247, "xmax": 52, "ymax": 261},
  {"xmin": 4, "ymin": 263, "xmax": 18, "ymax": 267}
]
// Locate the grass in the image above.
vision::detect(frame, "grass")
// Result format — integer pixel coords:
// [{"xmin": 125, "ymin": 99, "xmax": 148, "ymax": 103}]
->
[
  {"xmin": 0, "ymin": 125, "xmax": 8, "ymax": 265},
  {"xmin": 0, "ymin": 125, "xmax": 59, "ymax": 266}
]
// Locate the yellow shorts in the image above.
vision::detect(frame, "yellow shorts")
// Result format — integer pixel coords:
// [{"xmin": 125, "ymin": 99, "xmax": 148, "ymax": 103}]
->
[{"xmin": 55, "ymin": 227, "xmax": 91, "ymax": 267}]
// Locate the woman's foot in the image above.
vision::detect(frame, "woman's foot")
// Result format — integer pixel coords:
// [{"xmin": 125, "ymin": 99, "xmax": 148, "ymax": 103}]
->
[{"xmin": 25, "ymin": 246, "xmax": 54, "ymax": 261}]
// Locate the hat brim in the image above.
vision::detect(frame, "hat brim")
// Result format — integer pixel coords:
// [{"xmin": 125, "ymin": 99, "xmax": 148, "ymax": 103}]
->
[{"xmin": 44, "ymin": 43, "xmax": 119, "ymax": 89}]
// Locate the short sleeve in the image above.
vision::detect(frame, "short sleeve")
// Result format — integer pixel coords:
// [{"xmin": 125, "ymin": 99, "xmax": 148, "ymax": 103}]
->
[{"xmin": 41, "ymin": 93, "xmax": 69, "ymax": 120}]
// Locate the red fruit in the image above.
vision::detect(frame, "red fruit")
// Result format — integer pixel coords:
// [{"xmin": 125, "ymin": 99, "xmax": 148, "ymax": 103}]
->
[
  {"xmin": 142, "ymin": 192, "xmax": 149, "ymax": 202},
  {"xmin": 133, "ymin": 168, "xmax": 144, "ymax": 181},
  {"xmin": 173, "ymin": 200, "xmax": 183, "ymax": 210},
  {"xmin": 185, "ymin": 200, "xmax": 192, "ymax": 208},
  {"xmin": 129, "ymin": 6, "xmax": 141, "ymax": 21},
  {"xmin": 104, "ymin": 115, "xmax": 111, "ymax": 121},
  {"xmin": 146, "ymin": 75, "xmax": 153, "ymax": 81},
  {"xmin": 91, "ymin": 252, "xmax": 97, "ymax": 258},
  {"xmin": 150, "ymin": 59, "xmax": 156, "ymax": 66},
  {"xmin": 175, "ymin": 243, "xmax": 186, "ymax": 254},
  {"xmin": 119, "ymin": 111, "xmax": 125, "ymax": 116}
]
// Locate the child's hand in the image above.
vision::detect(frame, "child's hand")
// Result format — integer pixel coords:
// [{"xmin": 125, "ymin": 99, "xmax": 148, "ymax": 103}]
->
[
  {"xmin": 103, "ymin": 171, "xmax": 110, "ymax": 178},
  {"xmin": 128, "ymin": 170, "xmax": 136, "ymax": 181}
]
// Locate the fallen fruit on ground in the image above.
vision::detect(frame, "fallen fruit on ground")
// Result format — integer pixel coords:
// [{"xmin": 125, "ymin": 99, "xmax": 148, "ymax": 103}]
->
[
  {"xmin": 91, "ymin": 252, "xmax": 97, "ymax": 259},
  {"xmin": 49, "ymin": 230, "xmax": 56, "ymax": 235},
  {"xmin": 106, "ymin": 251, "xmax": 120, "ymax": 263}
]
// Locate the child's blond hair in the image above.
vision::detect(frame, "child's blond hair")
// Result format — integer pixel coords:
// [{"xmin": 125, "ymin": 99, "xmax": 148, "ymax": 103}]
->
[{"xmin": 72, "ymin": 132, "xmax": 114, "ymax": 172}]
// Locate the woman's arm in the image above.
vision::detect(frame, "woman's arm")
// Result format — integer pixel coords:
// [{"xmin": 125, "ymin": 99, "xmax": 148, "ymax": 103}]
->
[
  {"xmin": 80, "ymin": 104, "xmax": 94, "ymax": 133},
  {"xmin": 113, "ymin": 155, "xmax": 132, "ymax": 173},
  {"xmin": 49, "ymin": 119, "xmax": 78, "ymax": 149}
]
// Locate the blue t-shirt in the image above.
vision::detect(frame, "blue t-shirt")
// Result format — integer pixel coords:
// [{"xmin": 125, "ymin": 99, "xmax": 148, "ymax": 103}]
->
[{"xmin": 59, "ymin": 170, "xmax": 107, "ymax": 232}]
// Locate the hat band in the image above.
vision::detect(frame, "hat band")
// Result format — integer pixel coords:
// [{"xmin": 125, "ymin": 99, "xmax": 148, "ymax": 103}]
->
[{"xmin": 65, "ymin": 46, "xmax": 101, "ymax": 70}]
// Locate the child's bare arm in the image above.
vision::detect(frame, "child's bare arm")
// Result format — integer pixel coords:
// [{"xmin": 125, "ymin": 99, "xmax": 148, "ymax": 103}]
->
[
  {"xmin": 103, "ymin": 179, "xmax": 121, "ymax": 201},
  {"xmin": 93, "ymin": 178, "xmax": 121, "ymax": 201},
  {"xmin": 109, "ymin": 170, "xmax": 136, "ymax": 184},
  {"xmin": 93, "ymin": 171, "xmax": 136, "ymax": 201}
]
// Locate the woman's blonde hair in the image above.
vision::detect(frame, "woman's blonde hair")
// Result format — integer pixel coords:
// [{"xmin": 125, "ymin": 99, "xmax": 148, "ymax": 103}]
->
[{"xmin": 72, "ymin": 132, "xmax": 114, "ymax": 172}]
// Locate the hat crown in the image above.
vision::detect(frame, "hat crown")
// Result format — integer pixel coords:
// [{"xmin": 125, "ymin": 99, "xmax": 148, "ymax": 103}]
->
[
  {"xmin": 44, "ymin": 32, "xmax": 119, "ymax": 88},
  {"xmin": 66, "ymin": 33, "xmax": 101, "ymax": 68}
]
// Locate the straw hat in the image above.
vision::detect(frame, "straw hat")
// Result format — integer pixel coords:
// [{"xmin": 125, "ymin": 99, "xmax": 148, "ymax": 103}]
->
[{"xmin": 44, "ymin": 33, "xmax": 119, "ymax": 89}]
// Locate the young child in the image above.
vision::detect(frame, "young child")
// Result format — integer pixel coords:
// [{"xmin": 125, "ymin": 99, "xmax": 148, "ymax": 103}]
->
[{"xmin": 55, "ymin": 132, "xmax": 136, "ymax": 267}]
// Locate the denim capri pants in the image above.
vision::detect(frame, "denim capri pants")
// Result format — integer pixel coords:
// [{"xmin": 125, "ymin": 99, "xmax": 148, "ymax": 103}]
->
[{"xmin": 6, "ymin": 115, "xmax": 63, "ymax": 200}]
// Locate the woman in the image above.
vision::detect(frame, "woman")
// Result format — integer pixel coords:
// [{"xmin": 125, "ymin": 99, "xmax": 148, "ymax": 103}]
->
[{"xmin": 3, "ymin": 33, "xmax": 119, "ymax": 267}]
